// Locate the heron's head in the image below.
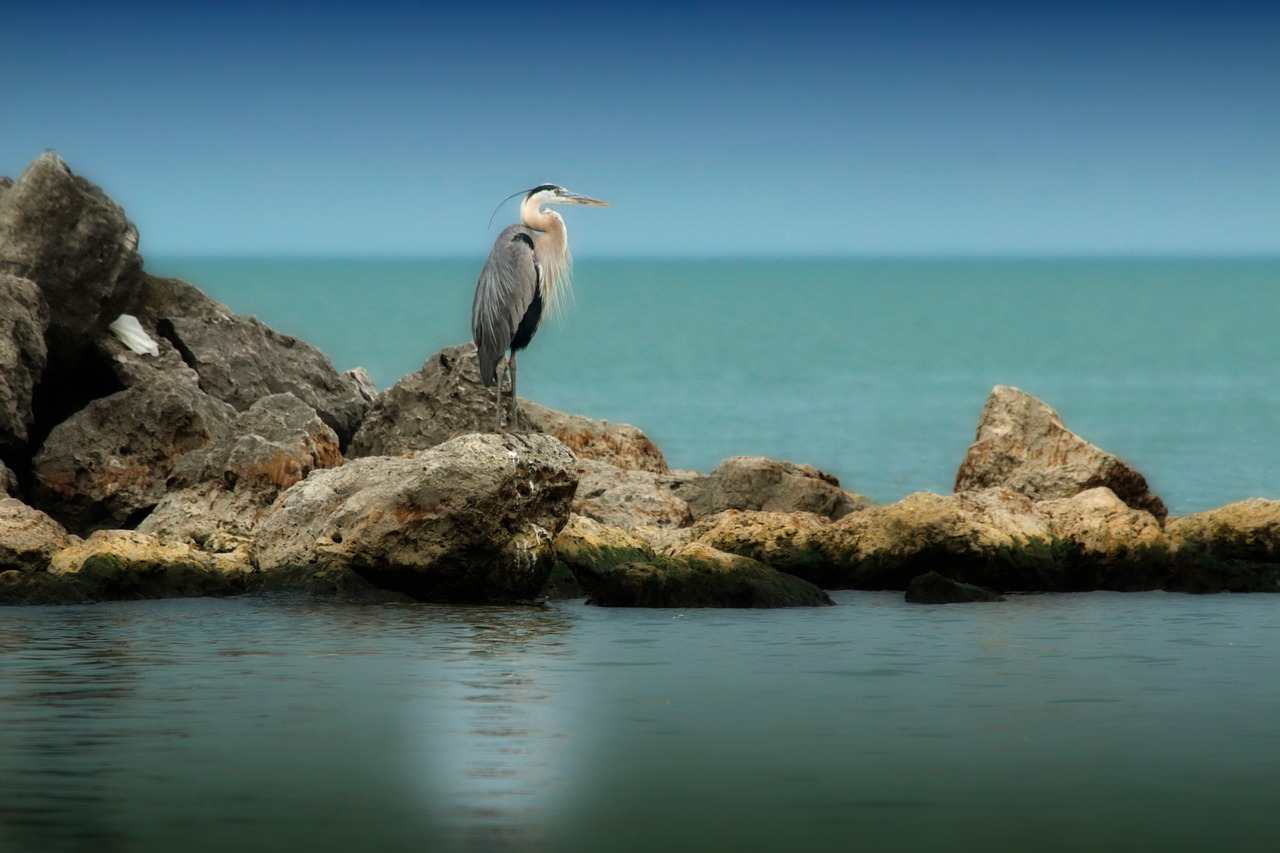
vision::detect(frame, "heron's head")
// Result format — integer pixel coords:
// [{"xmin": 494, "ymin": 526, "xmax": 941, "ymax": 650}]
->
[{"xmin": 525, "ymin": 184, "xmax": 610, "ymax": 209}]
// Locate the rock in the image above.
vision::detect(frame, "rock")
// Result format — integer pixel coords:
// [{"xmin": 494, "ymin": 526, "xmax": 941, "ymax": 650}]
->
[
  {"xmin": 243, "ymin": 564, "xmax": 413, "ymax": 603},
  {"xmin": 0, "ymin": 274, "xmax": 49, "ymax": 449},
  {"xmin": 0, "ymin": 152, "xmax": 141, "ymax": 377},
  {"xmin": 1167, "ymin": 499, "xmax": 1280, "ymax": 564},
  {"xmin": 0, "ymin": 498, "xmax": 74, "ymax": 572},
  {"xmin": 521, "ymin": 400, "xmax": 669, "ymax": 473},
  {"xmin": 905, "ymin": 571, "xmax": 1006, "ymax": 603},
  {"xmin": 0, "ymin": 460, "xmax": 16, "ymax": 496},
  {"xmin": 349, "ymin": 343, "xmax": 668, "ymax": 472},
  {"xmin": 688, "ymin": 509, "xmax": 832, "ymax": 578},
  {"xmin": 954, "ymin": 386, "xmax": 1167, "ymax": 522},
  {"xmin": 802, "ymin": 489, "xmax": 1066, "ymax": 591},
  {"xmin": 586, "ymin": 542, "xmax": 834, "ymax": 608},
  {"xmin": 252, "ymin": 432, "xmax": 578, "ymax": 602},
  {"xmin": 158, "ymin": 311, "xmax": 369, "ymax": 448},
  {"xmin": 46, "ymin": 529, "xmax": 247, "ymax": 600},
  {"xmin": 552, "ymin": 513, "xmax": 656, "ymax": 594},
  {"xmin": 1039, "ymin": 487, "xmax": 1172, "ymax": 589},
  {"xmin": 31, "ymin": 378, "xmax": 236, "ymax": 534},
  {"xmin": 675, "ymin": 455, "xmax": 870, "ymax": 520},
  {"xmin": 571, "ymin": 459, "xmax": 695, "ymax": 548},
  {"xmin": 139, "ymin": 394, "xmax": 343, "ymax": 545}
]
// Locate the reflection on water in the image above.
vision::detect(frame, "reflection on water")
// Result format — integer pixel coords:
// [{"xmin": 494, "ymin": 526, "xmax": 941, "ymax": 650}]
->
[{"xmin": 1, "ymin": 593, "xmax": 1279, "ymax": 852}]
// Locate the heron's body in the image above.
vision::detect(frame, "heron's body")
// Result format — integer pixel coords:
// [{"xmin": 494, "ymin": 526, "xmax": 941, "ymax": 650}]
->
[{"xmin": 471, "ymin": 184, "xmax": 608, "ymax": 429}]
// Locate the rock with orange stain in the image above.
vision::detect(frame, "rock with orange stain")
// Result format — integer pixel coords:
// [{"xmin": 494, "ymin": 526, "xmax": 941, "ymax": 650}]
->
[
  {"xmin": 251, "ymin": 432, "xmax": 578, "ymax": 602},
  {"xmin": 138, "ymin": 393, "xmax": 344, "ymax": 546}
]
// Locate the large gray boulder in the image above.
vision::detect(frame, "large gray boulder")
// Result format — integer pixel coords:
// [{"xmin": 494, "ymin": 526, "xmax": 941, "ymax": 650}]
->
[
  {"xmin": 0, "ymin": 152, "xmax": 141, "ymax": 376},
  {"xmin": 31, "ymin": 378, "xmax": 236, "ymax": 534},
  {"xmin": 0, "ymin": 274, "xmax": 48, "ymax": 449},
  {"xmin": 139, "ymin": 393, "xmax": 344, "ymax": 546},
  {"xmin": 349, "ymin": 343, "xmax": 668, "ymax": 472},
  {"xmin": 954, "ymin": 386, "xmax": 1167, "ymax": 522},
  {"xmin": 252, "ymin": 432, "xmax": 578, "ymax": 602},
  {"xmin": 674, "ymin": 455, "xmax": 870, "ymax": 521},
  {"xmin": 158, "ymin": 310, "xmax": 370, "ymax": 448}
]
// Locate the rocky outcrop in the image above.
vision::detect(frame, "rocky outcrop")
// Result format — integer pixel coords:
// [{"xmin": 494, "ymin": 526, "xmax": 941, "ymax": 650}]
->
[
  {"xmin": 1167, "ymin": 500, "xmax": 1280, "ymax": 564},
  {"xmin": 552, "ymin": 513, "xmax": 656, "ymax": 594},
  {"xmin": 31, "ymin": 378, "xmax": 237, "ymax": 534},
  {"xmin": 905, "ymin": 571, "xmax": 1006, "ymax": 603},
  {"xmin": 349, "ymin": 343, "xmax": 667, "ymax": 471},
  {"xmin": 0, "ymin": 461, "xmax": 16, "ymax": 496},
  {"xmin": 0, "ymin": 498, "xmax": 74, "ymax": 572},
  {"xmin": 252, "ymin": 432, "xmax": 578, "ymax": 602},
  {"xmin": 586, "ymin": 541, "xmax": 834, "ymax": 608},
  {"xmin": 0, "ymin": 274, "xmax": 48, "ymax": 449},
  {"xmin": 139, "ymin": 393, "xmax": 344, "ymax": 546},
  {"xmin": 955, "ymin": 386, "xmax": 1167, "ymax": 522},
  {"xmin": 0, "ymin": 152, "xmax": 142, "ymax": 378},
  {"xmin": 1039, "ymin": 487, "xmax": 1172, "ymax": 588},
  {"xmin": 689, "ymin": 509, "xmax": 832, "ymax": 577},
  {"xmin": 675, "ymin": 455, "xmax": 869, "ymax": 520},
  {"xmin": 46, "ymin": 529, "xmax": 247, "ymax": 600}
]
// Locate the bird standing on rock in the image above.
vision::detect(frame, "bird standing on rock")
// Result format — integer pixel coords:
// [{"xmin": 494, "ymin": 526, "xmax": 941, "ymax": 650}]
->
[{"xmin": 472, "ymin": 184, "xmax": 610, "ymax": 431}]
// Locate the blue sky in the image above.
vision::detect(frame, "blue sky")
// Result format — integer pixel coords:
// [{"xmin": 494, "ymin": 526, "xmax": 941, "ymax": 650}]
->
[{"xmin": 3, "ymin": 1, "xmax": 1277, "ymax": 257}]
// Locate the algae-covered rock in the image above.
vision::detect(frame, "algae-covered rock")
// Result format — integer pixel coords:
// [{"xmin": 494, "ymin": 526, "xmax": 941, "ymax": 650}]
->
[
  {"xmin": 689, "ymin": 509, "xmax": 832, "ymax": 579},
  {"xmin": 47, "ymin": 529, "xmax": 247, "ymax": 600},
  {"xmin": 552, "ymin": 513, "xmax": 655, "ymax": 595},
  {"xmin": 587, "ymin": 542, "xmax": 834, "ymax": 608}
]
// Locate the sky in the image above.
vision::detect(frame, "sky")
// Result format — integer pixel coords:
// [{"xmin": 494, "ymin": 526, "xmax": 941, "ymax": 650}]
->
[{"xmin": 2, "ymin": 0, "xmax": 1277, "ymax": 257}]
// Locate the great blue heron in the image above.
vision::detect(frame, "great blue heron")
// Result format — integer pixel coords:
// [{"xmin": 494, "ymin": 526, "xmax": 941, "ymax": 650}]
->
[{"xmin": 472, "ymin": 184, "xmax": 610, "ymax": 430}]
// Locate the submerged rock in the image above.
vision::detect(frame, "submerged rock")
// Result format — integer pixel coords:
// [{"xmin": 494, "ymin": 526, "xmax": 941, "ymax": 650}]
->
[
  {"xmin": 139, "ymin": 393, "xmax": 344, "ymax": 545},
  {"xmin": 675, "ymin": 455, "xmax": 870, "ymax": 521},
  {"xmin": 955, "ymin": 386, "xmax": 1167, "ymax": 522},
  {"xmin": 905, "ymin": 571, "xmax": 1006, "ymax": 603},
  {"xmin": 252, "ymin": 432, "xmax": 578, "ymax": 602}
]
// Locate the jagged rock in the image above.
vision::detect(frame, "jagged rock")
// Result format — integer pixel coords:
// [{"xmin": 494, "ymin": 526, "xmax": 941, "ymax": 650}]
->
[
  {"xmin": 905, "ymin": 571, "xmax": 1006, "ymax": 603},
  {"xmin": 801, "ymin": 489, "xmax": 1065, "ymax": 591},
  {"xmin": 158, "ymin": 311, "xmax": 369, "ymax": 448},
  {"xmin": 45, "ymin": 529, "xmax": 247, "ymax": 600},
  {"xmin": 1167, "ymin": 499, "xmax": 1280, "ymax": 564},
  {"xmin": 31, "ymin": 378, "xmax": 236, "ymax": 534},
  {"xmin": 0, "ymin": 498, "xmax": 74, "ymax": 572},
  {"xmin": 139, "ymin": 394, "xmax": 343, "ymax": 545},
  {"xmin": 252, "ymin": 432, "xmax": 578, "ymax": 602},
  {"xmin": 349, "ymin": 343, "xmax": 667, "ymax": 471},
  {"xmin": 0, "ymin": 152, "xmax": 141, "ymax": 377},
  {"xmin": 587, "ymin": 542, "xmax": 834, "ymax": 608},
  {"xmin": 675, "ymin": 455, "xmax": 869, "ymax": 520},
  {"xmin": 0, "ymin": 274, "xmax": 48, "ymax": 448},
  {"xmin": 0, "ymin": 460, "xmax": 16, "ymax": 496},
  {"xmin": 521, "ymin": 400, "xmax": 668, "ymax": 473},
  {"xmin": 571, "ymin": 459, "xmax": 696, "ymax": 550},
  {"xmin": 955, "ymin": 386, "xmax": 1167, "ymax": 522}
]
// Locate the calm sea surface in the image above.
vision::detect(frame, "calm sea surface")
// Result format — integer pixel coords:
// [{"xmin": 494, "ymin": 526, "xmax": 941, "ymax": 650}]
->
[
  {"xmin": 2, "ymin": 593, "xmax": 1279, "ymax": 852},
  {"xmin": 2, "ymin": 258, "xmax": 1277, "ymax": 851}
]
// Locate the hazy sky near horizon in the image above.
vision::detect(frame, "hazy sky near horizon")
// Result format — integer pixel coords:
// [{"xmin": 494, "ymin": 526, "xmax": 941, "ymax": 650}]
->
[{"xmin": 4, "ymin": 1, "xmax": 1277, "ymax": 257}]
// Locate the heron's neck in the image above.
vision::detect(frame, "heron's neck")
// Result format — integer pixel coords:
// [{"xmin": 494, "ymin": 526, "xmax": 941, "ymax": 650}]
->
[{"xmin": 522, "ymin": 202, "xmax": 572, "ymax": 317}]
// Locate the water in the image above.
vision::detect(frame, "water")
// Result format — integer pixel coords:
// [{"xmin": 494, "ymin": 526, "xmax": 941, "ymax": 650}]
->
[
  {"xmin": 5, "ymin": 257, "xmax": 1274, "ymax": 851},
  {"xmin": 146, "ymin": 256, "xmax": 1280, "ymax": 514},
  {"xmin": 1, "ymin": 593, "xmax": 1277, "ymax": 852}
]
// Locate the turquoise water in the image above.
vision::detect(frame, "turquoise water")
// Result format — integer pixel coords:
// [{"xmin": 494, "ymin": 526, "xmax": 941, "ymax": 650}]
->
[
  {"xmin": 149, "ymin": 256, "xmax": 1280, "ymax": 514},
  {"xmin": 1, "ymin": 593, "xmax": 1278, "ymax": 852}
]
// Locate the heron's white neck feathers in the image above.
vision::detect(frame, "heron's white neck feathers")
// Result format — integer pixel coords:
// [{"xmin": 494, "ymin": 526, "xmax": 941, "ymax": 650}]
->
[{"xmin": 521, "ymin": 197, "xmax": 573, "ymax": 319}]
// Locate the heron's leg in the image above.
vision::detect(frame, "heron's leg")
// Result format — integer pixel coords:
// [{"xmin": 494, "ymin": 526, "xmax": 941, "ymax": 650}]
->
[
  {"xmin": 508, "ymin": 353, "xmax": 519, "ymax": 430},
  {"xmin": 494, "ymin": 356, "xmax": 506, "ymax": 433}
]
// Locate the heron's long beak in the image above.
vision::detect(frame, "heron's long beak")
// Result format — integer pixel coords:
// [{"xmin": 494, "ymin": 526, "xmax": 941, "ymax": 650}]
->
[{"xmin": 562, "ymin": 192, "xmax": 610, "ymax": 206}]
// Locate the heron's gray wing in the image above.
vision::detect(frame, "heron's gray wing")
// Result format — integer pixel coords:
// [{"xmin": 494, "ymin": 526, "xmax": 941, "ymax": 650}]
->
[{"xmin": 472, "ymin": 225, "xmax": 539, "ymax": 386}]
